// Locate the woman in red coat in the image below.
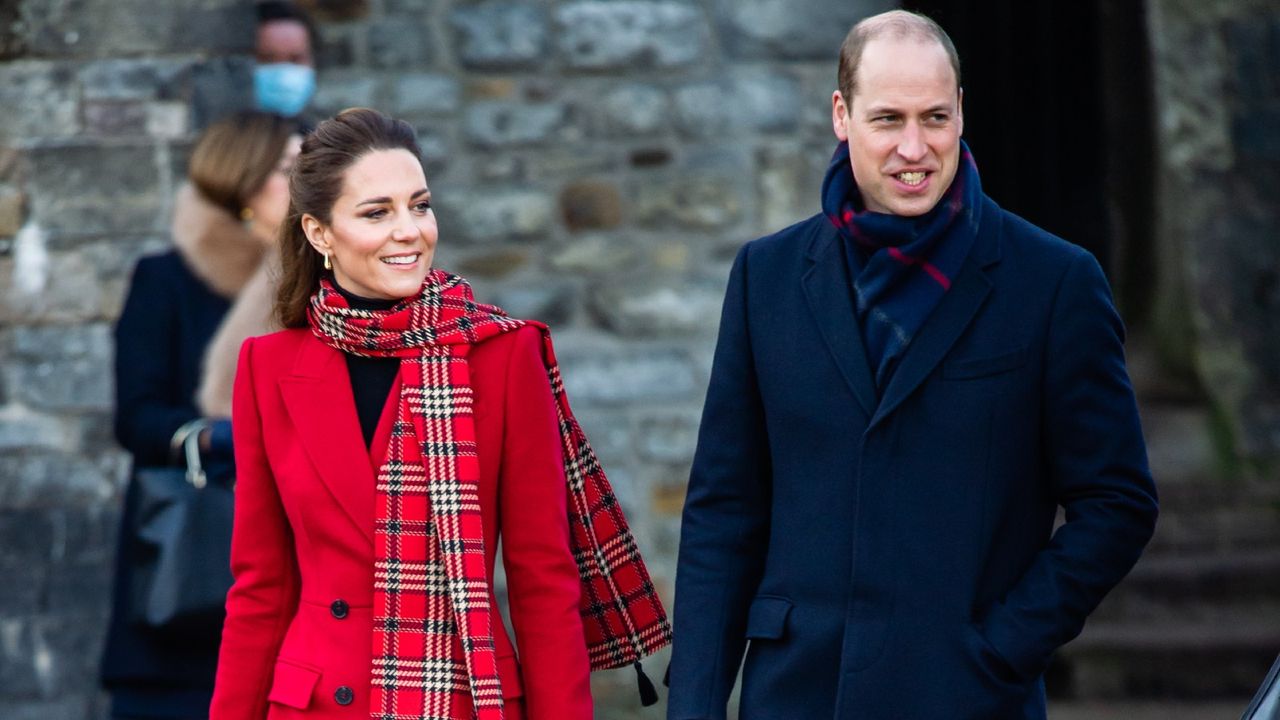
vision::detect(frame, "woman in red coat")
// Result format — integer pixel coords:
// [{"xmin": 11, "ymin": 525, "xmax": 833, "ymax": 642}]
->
[{"xmin": 210, "ymin": 108, "xmax": 669, "ymax": 720}]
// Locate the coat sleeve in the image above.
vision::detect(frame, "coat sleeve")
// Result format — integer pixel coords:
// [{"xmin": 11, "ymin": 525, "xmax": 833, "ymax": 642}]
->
[
  {"xmin": 667, "ymin": 243, "xmax": 772, "ymax": 720},
  {"xmin": 499, "ymin": 327, "xmax": 593, "ymax": 720},
  {"xmin": 210, "ymin": 337, "xmax": 300, "ymax": 719},
  {"xmin": 114, "ymin": 257, "xmax": 199, "ymax": 465},
  {"xmin": 978, "ymin": 250, "xmax": 1158, "ymax": 680}
]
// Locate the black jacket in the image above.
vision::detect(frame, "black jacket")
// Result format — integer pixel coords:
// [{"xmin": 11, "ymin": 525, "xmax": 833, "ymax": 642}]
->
[{"xmin": 100, "ymin": 251, "xmax": 230, "ymax": 719}]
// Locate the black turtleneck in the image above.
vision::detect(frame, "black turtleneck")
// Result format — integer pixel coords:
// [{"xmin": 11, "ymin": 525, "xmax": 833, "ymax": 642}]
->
[{"xmin": 333, "ymin": 281, "xmax": 402, "ymax": 448}]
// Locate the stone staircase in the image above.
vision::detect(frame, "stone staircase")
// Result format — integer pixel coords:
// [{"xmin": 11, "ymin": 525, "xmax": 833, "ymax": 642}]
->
[{"xmin": 1051, "ymin": 386, "xmax": 1280, "ymax": 704}]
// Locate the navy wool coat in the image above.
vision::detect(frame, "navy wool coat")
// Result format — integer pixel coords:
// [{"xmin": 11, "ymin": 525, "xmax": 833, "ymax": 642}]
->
[
  {"xmin": 100, "ymin": 251, "xmax": 231, "ymax": 719},
  {"xmin": 668, "ymin": 197, "xmax": 1158, "ymax": 720}
]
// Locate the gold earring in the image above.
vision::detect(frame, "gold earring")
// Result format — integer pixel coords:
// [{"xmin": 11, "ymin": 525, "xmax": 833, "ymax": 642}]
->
[
  {"xmin": 239, "ymin": 207, "xmax": 254, "ymax": 221},
  {"xmin": 323, "ymin": 252, "xmax": 332, "ymax": 270}
]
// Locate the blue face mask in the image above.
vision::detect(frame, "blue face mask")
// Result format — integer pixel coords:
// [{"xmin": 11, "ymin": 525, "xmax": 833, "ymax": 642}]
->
[{"xmin": 254, "ymin": 63, "xmax": 316, "ymax": 117}]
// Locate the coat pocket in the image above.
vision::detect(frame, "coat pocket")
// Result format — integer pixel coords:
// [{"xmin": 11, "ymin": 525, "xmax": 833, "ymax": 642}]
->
[
  {"xmin": 267, "ymin": 657, "xmax": 322, "ymax": 710},
  {"xmin": 943, "ymin": 347, "xmax": 1027, "ymax": 380},
  {"xmin": 497, "ymin": 653, "xmax": 525, "ymax": 699},
  {"xmin": 745, "ymin": 596, "xmax": 793, "ymax": 641}
]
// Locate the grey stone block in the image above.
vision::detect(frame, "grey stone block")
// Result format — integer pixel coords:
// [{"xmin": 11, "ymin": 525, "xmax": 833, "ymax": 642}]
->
[
  {"xmin": 550, "ymin": 234, "xmax": 640, "ymax": 275},
  {"xmin": 25, "ymin": 144, "xmax": 165, "ymax": 238},
  {"xmin": 590, "ymin": 280, "xmax": 724, "ymax": 337},
  {"xmin": 366, "ymin": 18, "xmax": 435, "ymax": 70},
  {"xmin": 0, "ymin": 61, "xmax": 80, "ymax": 140},
  {"xmin": 0, "ymin": 697, "xmax": 94, "ymax": 720},
  {"xmin": 437, "ymin": 189, "xmax": 554, "ymax": 243},
  {"xmin": 5, "ymin": 324, "xmax": 113, "ymax": 412},
  {"xmin": 674, "ymin": 71, "xmax": 803, "ymax": 137},
  {"xmin": 487, "ymin": 282, "xmax": 577, "ymax": 327},
  {"xmin": 597, "ymin": 83, "xmax": 669, "ymax": 136},
  {"xmin": 21, "ymin": 0, "xmax": 252, "ymax": 59},
  {"xmin": 0, "ymin": 240, "xmax": 146, "ymax": 324},
  {"xmin": 633, "ymin": 173, "xmax": 745, "ymax": 230},
  {"xmin": 82, "ymin": 100, "xmax": 149, "ymax": 137},
  {"xmin": 312, "ymin": 70, "xmax": 379, "ymax": 115},
  {"xmin": 555, "ymin": 342, "xmax": 697, "ymax": 405},
  {"xmin": 634, "ymin": 410, "xmax": 701, "ymax": 464},
  {"xmin": 78, "ymin": 58, "xmax": 191, "ymax": 101},
  {"xmin": 451, "ymin": 2, "xmax": 548, "ymax": 70},
  {"xmin": 463, "ymin": 100, "xmax": 567, "ymax": 148},
  {"xmin": 0, "ymin": 450, "xmax": 116, "ymax": 509},
  {"xmin": 0, "ymin": 408, "xmax": 69, "ymax": 452},
  {"xmin": 554, "ymin": 2, "xmax": 708, "ymax": 70},
  {"xmin": 757, "ymin": 143, "xmax": 826, "ymax": 232},
  {"xmin": 0, "ymin": 612, "xmax": 110, "ymax": 698},
  {"xmin": 715, "ymin": 0, "xmax": 895, "ymax": 60},
  {"xmin": 146, "ymin": 101, "xmax": 190, "ymax": 140},
  {"xmin": 390, "ymin": 73, "xmax": 461, "ymax": 116},
  {"xmin": 188, "ymin": 56, "xmax": 255, "ymax": 131}
]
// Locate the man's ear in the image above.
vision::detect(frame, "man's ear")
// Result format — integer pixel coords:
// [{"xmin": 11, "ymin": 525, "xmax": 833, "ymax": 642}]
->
[
  {"xmin": 957, "ymin": 87, "xmax": 964, "ymax": 136},
  {"xmin": 300, "ymin": 213, "xmax": 329, "ymax": 255},
  {"xmin": 832, "ymin": 90, "xmax": 850, "ymax": 142}
]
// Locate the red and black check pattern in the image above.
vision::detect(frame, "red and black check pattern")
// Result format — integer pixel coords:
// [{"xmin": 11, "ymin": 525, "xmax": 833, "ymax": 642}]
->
[{"xmin": 308, "ymin": 271, "xmax": 671, "ymax": 719}]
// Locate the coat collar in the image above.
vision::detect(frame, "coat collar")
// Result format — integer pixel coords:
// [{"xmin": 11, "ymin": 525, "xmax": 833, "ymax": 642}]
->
[
  {"xmin": 802, "ymin": 196, "xmax": 1004, "ymax": 427},
  {"xmin": 278, "ymin": 334, "xmax": 378, "ymax": 547},
  {"xmin": 171, "ymin": 182, "xmax": 267, "ymax": 299}
]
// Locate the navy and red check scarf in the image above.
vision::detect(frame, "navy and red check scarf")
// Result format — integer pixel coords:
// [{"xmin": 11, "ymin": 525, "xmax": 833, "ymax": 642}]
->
[
  {"xmin": 307, "ymin": 271, "xmax": 671, "ymax": 719},
  {"xmin": 821, "ymin": 139, "xmax": 982, "ymax": 388}
]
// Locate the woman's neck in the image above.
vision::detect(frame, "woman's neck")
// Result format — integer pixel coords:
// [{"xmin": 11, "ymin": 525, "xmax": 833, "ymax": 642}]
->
[{"xmin": 332, "ymin": 276, "xmax": 402, "ymax": 311}]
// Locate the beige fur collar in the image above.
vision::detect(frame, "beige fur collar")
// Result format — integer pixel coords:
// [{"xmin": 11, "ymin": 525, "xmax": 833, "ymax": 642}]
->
[
  {"xmin": 171, "ymin": 182, "xmax": 266, "ymax": 299},
  {"xmin": 197, "ymin": 248, "xmax": 281, "ymax": 417}
]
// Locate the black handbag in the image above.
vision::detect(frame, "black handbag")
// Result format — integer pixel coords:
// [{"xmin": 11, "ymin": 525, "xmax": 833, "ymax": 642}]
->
[
  {"xmin": 1242, "ymin": 653, "xmax": 1280, "ymax": 720},
  {"xmin": 128, "ymin": 422, "xmax": 234, "ymax": 636}
]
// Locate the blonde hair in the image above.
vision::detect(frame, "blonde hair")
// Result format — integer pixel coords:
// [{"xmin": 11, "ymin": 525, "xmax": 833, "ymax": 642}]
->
[{"xmin": 187, "ymin": 111, "xmax": 296, "ymax": 216}]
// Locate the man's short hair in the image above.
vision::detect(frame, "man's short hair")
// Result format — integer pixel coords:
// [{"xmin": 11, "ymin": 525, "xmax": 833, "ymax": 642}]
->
[{"xmin": 837, "ymin": 10, "xmax": 961, "ymax": 103}]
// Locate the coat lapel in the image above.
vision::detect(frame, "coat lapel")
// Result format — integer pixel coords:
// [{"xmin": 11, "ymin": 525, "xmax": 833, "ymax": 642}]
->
[
  {"xmin": 279, "ymin": 335, "xmax": 377, "ymax": 547},
  {"xmin": 870, "ymin": 197, "xmax": 1003, "ymax": 429},
  {"xmin": 802, "ymin": 221, "xmax": 878, "ymax": 418}
]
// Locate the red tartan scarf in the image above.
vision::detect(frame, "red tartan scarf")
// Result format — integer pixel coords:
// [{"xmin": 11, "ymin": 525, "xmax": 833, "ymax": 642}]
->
[{"xmin": 307, "ymin": 270, "xmax": 671, "ymax": 719}]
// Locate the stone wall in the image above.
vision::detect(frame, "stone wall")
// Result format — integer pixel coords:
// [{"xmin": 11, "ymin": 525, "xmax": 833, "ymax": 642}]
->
[
  {"xmin": 1147, "ymin": 0, "xmax": 1280, "ymax": 465},
  {"xmin": 0, "ymin": 0, "xmax": 892, "ymax": 717}
]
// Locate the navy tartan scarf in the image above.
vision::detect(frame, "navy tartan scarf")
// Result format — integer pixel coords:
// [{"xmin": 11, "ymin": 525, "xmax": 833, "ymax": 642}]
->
[{"xmin": 821, "ymin": 139, "xmax": 982, "ymax": 388}]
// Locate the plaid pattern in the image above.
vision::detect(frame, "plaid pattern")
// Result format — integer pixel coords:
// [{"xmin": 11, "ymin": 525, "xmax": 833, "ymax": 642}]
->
[
  {"xmin": 822, "ymin": 140, "xmax": 983, "ymax": 388},
  {"xmin": 308, "ymin": 271, "xmax": 671, "ymax": 719}
]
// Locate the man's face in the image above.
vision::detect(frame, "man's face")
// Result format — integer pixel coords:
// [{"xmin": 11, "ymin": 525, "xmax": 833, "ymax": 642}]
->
[
  {"xmin": 832, "ymin": 36, "xmax": 963, "ymax": 217},
  {"xmin": 256, "ymin": 19, "xmax": 313, "ymax": 67}
]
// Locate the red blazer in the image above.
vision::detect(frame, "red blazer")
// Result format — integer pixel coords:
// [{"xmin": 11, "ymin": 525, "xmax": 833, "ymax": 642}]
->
[{"xmin": 210, "ymin": 326, "xmax": 593, "ymax": 719}]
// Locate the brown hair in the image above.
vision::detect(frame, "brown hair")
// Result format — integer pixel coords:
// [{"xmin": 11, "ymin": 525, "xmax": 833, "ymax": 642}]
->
[
  {"xmin": 837, "ymin": 10, "xmax": 961, "ymax": 104},
  {"xmin": 276, "ymin": 107, "xmax": 424, "ymax": 328},
  {"xmin": 187, "ymin": 111, "xmax": 296, "ymax": 216}
]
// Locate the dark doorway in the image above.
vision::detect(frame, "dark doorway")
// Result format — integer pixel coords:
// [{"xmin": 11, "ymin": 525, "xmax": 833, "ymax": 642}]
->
[{"xmin": 900, "ymin": 0, "xmax": 1157, "ymax": 324}]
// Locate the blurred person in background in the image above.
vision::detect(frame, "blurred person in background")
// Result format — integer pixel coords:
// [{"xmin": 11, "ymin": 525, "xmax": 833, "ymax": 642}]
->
[
  {"xmin": 100, "ymin": 110, "xmax": 301, "ymax": 720},
  {"xmin": 254, "ymin": 1, "xmax": 318, "ymax": 121},
  {"xmin": 210, "ymin": 108, "xmax": 669, "ymax": 719}
]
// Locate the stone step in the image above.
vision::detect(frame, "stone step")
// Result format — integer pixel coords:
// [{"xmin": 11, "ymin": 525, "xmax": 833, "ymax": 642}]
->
[
  {"xmin": 1049, "ymin": 700, "xmax": 1253, "ymax": 720},
  {"xmin": 1144, "ymin": 503, "xmax": 1280, "ymax": 555},
  {"xmin": 1058, "ymin": 619, "xmax": 1280, "ymax": 698},
  {"xmin": 1093, "ymin": 550, "xmax": 1280, "ymax": 623}
]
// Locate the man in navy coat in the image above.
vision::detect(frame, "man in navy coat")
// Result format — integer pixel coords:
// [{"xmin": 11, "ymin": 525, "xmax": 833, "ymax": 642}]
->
[{"xmin": 667, "ymin": 10, "xmax": 1158, "ymax": 720}]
